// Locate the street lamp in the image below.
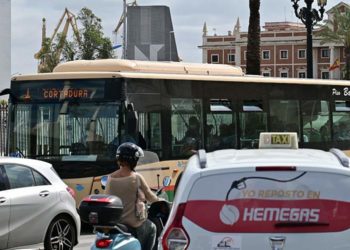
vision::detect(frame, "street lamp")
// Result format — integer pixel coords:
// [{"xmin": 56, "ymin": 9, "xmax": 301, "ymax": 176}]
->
[
  {"xmin": 169, "ymin": 30, "xmax": 174, "ymax": 61},
  {"xmin": 291, "ymin": 0, "xmax": 327, "ymax": 78}
]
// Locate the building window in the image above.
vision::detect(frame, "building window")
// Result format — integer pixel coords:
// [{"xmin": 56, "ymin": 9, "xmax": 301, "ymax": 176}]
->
[
  {"xmin": 211, "ymin": 54, "xmax": 219, "ymax": 63},
  {"xmin": 321, "ymin": 71, "xmax": 329, "ymax": 79},
  {"xmin": 244, "ymin": 51, "xmax": 247, "ymax": 61},
  {"xmin": 262, "ymin": 72, "xmax": 270, "ymax": 77},
  {"xmin": 280, "ymin": 72, "xmax": 288, "ymax": 78},
  {"xmin": 280, "ymin": 50, "xmax": 288, "ymax": 59},
  {"xmin": 321, "ymin": 48, "xmax": 330, "ymax": 58},
  {"xmin": 262, "ymin": 50, "xmax": 270, "ymax": 60},
  {"xmin": 298, "ymin": 72, "xmax": 306, "ymax": 78},
  {"xmin": 298, "ymin": 49, "xmax": 306, "ymax": 59},
  {"xmin": 228, "ymin": 54, "xmax": 235, "ymax": 63}
]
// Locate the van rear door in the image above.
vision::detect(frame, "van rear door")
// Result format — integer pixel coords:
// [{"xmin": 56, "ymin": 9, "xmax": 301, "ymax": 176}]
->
[{"xmin": 182, "ymin": 169, "xmax": 350, "ymax": 250}]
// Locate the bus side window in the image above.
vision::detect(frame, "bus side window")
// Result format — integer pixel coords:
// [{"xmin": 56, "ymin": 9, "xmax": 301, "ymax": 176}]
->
[
  {"xmin": 302, "ymin": 100, "xmax": 330, "ymax": 142},
  {"xmin": 333, "ymin": 101, "xmax": 350, "ymax": 141},
  {"xmin": 240, "ymin": 100, "xmax": 267, "ymax": 149},
  {"xmin": 171, "ymin": 98, "xmax": 203, "ymax": 157},
  {"xmin": 206, "ymin": 99, "xmax": 236, "ymax": 151},
  {"xmin": 138, "ymin": 112, "xmax": 162, "ymax": 152},
  {"xmin": 269, "ymin": 100, "xmax": 300, "ymax": 135}
]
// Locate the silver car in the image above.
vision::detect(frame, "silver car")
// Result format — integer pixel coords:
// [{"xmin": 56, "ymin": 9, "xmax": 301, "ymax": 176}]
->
[{"xmin": 0, "ymin": 157, "xmax": 80, "ymax": 250}]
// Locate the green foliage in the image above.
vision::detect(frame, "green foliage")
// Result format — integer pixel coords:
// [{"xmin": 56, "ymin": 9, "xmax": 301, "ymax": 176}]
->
[
  {"xmin": 39, "ymin": 7, "xmax": 114, "ymax": 72},
  {"xmin": 317, "ymin": 8, "xmax": 350, "ymax": 79},
  {"xmin": 0, "ymin": 100, "xmax": 7, "ymax": 106},
  {"xmin": 76, "ymin": 7, "xmax": 114, "ymax": 60},
  {"xmin": 37, "ymin": 37, "xmax": 60, "ymax": 73}
]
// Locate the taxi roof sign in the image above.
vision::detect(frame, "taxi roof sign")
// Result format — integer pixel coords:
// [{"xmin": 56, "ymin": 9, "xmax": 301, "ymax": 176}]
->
[{"xmin": 259, "ymin": 132, "xmax": 299, "ymax": 149}]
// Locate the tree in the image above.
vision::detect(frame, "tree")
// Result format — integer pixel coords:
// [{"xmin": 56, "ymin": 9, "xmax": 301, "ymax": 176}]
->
[
  {"xmin": 36, "ymin": 37, "xmax": 61, "ymax": 73},
  {"xmin": 317, "ymin": 8, "xmax": 350, "ymax": 80},
  {"xmin": 40, "ymin": 7, "xmax": 114, "ymax": 72},
  {"xmin": 246, "ymin": 0, "xmax": 261, "ymax": 75},
  {"xmin": 75, "ymin": 7, "xmax": 114, "ymax": 60}
]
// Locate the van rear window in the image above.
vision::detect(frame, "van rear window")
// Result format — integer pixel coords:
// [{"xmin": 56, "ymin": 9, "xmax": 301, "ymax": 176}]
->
[{"xmin": 184, "ymin": 171, "xmax": 350, "ymax": 233}]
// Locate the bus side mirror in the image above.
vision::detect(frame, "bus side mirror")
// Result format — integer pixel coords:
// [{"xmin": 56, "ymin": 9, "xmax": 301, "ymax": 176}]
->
[
  {"xmin": 0, "ymin": 88, "xmax": 11, "ymax": 96},
  {"xmin": 0, "ymin": 88, "xmax": 17, "ymax": 102}
]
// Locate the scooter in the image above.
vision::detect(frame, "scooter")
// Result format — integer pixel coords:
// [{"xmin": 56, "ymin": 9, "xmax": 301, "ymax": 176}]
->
[{"xmin": 79, "ymin": 176, "xmax": 171, "ymax": 250}]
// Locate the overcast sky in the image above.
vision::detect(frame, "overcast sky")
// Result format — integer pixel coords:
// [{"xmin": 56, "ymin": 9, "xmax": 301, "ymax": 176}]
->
[
  {"xmin": 10, "ymin": 0, "xmax": 342, "ymax": 78},
  {"xmin": 0, "ymin": 0, "xmax": 10, "ymax": 94}
]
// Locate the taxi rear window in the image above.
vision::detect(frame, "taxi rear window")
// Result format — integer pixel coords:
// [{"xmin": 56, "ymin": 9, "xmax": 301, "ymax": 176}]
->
[{"xmin": 184, "ymin": 171, "xmax": 350, "ymax": 233}]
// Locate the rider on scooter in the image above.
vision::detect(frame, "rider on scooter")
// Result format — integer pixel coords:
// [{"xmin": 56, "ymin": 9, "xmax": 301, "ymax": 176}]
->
[{"xmin": 105, "ymin": 142, "xmax": 159, "ymax": 250}]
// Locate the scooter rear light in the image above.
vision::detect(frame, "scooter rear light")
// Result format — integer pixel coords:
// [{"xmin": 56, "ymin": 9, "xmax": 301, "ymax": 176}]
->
[
  {"xmin": 162, "ymin": 203, "xmax": 189, "ymax": 250},
  {"xmin": 96, "ymin": 239, "xmax": 113, "ymax": 248}
]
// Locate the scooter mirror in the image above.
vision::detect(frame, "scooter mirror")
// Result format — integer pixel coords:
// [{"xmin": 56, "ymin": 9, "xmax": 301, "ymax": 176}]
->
[
  {"xmin": 101, "ymin": 175, "xmax": 108, "ymax": 190},
  {"xmin": 163, "ymin": 176, "xmax": 171, "ymax": 187}
]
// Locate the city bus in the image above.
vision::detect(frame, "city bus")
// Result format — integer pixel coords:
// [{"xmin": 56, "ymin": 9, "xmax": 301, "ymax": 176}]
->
[{"xmin": 2, "ymin": 59, "xmax": 350, "ymax": 204}]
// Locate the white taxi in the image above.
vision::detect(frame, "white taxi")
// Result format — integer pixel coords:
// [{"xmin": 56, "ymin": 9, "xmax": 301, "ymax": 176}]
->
[{"xmin": 159, "ymin": 133, "xmax": 350, "ymax": 250}]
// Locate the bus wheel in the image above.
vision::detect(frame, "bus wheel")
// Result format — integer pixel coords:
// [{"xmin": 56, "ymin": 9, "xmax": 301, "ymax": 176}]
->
[{"xmin": 44, "ymin": 215, "xmax": 76, "ymax": 250}]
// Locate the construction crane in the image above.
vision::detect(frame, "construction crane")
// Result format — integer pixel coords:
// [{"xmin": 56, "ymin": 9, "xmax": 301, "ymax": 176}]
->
[
  {"xmin": 114, "ymin": 0, "xmax": 137, "ymax": 58},
  {"xmin": 34, "ymin": 8, "xmax": 81, "ymax": 73}
]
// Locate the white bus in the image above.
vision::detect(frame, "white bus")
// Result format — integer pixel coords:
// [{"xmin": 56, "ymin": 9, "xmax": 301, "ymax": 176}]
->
[{"xmin": 2, "ymin": 59, "xmax": 350, "ymax": 203}]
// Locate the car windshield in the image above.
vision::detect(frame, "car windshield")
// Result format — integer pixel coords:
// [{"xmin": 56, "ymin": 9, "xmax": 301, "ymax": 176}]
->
[{"xmin": 9, "ymin": 101, "xmax": 120, "ymax": 161}]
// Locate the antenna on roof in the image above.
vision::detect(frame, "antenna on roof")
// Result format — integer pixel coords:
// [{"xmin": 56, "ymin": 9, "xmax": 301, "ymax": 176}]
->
[{"xmin": 197, "ymin": 149, "xmax": 207, "ymax": 169}]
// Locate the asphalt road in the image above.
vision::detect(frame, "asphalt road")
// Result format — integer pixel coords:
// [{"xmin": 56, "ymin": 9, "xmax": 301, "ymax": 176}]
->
[{"xmin": 12, "ymin": 234, "xmax": 95, "ymax": 250}]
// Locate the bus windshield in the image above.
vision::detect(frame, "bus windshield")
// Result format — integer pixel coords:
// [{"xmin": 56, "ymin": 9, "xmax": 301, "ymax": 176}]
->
[
  {"xmin": 9, "ymin": 101, "xmax": 120, "ymax": 161},
  {"xmin": 6, "ymin": 77, "xmax": 127, "ymax": 179}
]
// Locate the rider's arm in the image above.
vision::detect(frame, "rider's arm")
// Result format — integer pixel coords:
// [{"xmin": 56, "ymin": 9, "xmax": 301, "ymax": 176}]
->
[{"xmin": 138, "ymin": 174, "xmax": 158, "ymax": 203}]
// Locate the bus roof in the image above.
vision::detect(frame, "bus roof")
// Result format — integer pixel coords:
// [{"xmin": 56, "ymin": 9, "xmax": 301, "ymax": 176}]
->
[
  {"xmin": 12, "ymin": 59, "xmax": 350, "ymax": 87},
  {"xmin": 53, "ymin": 59, "xmax": 244, "ymax": 76}
]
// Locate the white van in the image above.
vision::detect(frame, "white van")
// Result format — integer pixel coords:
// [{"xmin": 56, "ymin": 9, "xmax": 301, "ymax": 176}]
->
[{"xmin": 159, "ymin": 133, "xmax": 350, "ymax": 250}]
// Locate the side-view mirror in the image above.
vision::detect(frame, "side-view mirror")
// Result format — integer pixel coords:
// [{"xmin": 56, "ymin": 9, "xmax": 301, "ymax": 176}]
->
[
  {"xmin": 163, "ymin": 176, "xmax": 171, "ymax": 187},
  {"xmin": 101, "ymin": 175, "xmax": 108, "ymax": 190}
]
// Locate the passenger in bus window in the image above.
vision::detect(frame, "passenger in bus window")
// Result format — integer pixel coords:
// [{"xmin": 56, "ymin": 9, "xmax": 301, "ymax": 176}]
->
[
  {"xmin": 320, "ymin": 120, "xmax": 331, "ymax": 141},
  {"xmin": 335, "ymin": 122, "xmax": 350, "ymax": 141},
  {"xmin": 178, "ymin": 116, "xmax": 202, "ymax": 155},
  {"xmin": 206, "ymin": 124, "xmax": 220, "ymax": 151},
  {"xmin": 219, "ymin": 124, "xmax": 235, "ymax": 149}
]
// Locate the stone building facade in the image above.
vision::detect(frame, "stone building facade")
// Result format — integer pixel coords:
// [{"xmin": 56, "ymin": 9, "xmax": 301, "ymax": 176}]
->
[{"xmin": 199, "ymin": 2, "xmax": 349, "ymax": 79}]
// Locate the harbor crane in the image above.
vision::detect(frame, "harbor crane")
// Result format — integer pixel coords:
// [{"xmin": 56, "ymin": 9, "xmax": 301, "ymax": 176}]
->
[{"xmin": 34, "ymin": 8, "xmax": 81, "ymax": 73}]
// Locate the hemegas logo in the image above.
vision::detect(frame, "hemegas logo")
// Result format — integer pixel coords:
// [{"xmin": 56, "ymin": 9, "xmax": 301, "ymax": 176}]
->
[
  {"xmin": 220, "ymin": 205, "xmax": 240, "ymax": 225},
  {"xmin": 220, "ymin": 205, "xmax": 320, "ymax": 225}
]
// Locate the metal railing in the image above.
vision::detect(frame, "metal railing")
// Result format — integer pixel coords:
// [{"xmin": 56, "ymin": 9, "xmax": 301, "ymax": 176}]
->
[{"xmin": 0, "ymin": 103, "xmax": 8, "ymax": 156}]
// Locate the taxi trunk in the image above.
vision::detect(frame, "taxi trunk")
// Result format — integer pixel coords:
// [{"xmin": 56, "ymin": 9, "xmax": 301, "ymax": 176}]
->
[{"xmin": 178, "ymin": 167, "xmax": 350, "ymax": 250}]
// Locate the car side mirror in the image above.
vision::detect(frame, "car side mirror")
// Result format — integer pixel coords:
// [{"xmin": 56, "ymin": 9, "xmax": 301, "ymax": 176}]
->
[{"xmin": 101, "ymin": 175, "xmax": 108, "ymax": 190}]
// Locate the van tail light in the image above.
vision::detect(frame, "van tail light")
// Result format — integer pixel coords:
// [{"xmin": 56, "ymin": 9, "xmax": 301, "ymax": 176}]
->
[
  {"xmin": 96, "ymin": 239, "xmax": 113, "ymax": 248},
  {"xmin": 66, "ymin": 187, "xmax": 76, "ymax": 199},
  {"xmin": 162, "ymin": 203, "xmax": 189, "ymax": 250}
]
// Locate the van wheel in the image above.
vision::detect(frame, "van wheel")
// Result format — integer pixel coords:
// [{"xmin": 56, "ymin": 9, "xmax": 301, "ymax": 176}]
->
[{"xmin": 44, "ymin": 215, "xmax": 76, "ymax": 250}]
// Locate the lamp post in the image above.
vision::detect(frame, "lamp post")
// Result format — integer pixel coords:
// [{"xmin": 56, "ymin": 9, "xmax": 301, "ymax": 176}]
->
[
  {"xmin": 291, "ymin": 0, "xmax": 327, "ymax": 78},
  {"xmin": 169, "ymin": 30, "xmax": 174, "ymax": 61},
  {"xmin": 123, "ymin": 0, "xmax": 127, "ymax": 59}
]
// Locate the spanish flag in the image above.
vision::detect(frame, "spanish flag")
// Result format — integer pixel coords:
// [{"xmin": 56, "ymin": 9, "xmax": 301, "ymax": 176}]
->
[{"xmin": 329, "ymin": 58, "xmax": 340, "ymax": 71}]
